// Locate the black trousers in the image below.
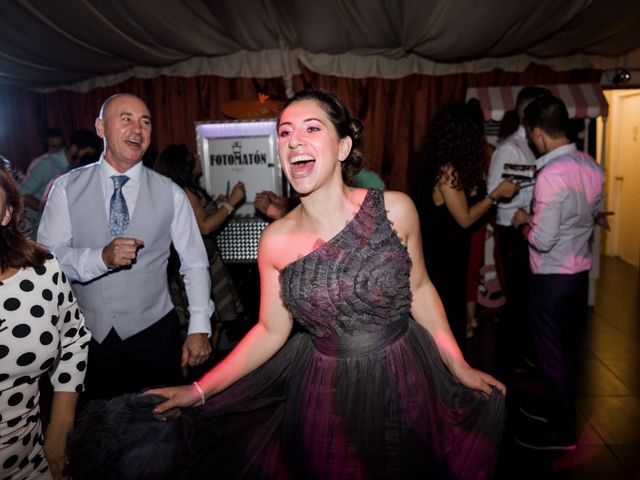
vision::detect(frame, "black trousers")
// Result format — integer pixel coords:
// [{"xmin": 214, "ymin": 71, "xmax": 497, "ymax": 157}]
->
[
  {"xmin": 528, "ymin": 271, "xmax": 588, "ymax": 435},
  {"xmin": 83, "ymin": 309, "xmax": 183, "ymax": 402},
  {"xmin": 495, "ymin": 224, "xmax": 533, "ymax": 369}
]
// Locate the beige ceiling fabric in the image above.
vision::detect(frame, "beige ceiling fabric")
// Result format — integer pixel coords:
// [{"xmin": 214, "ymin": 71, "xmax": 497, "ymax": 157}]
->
[
  {"xmin": 33, "ymin": 50, "xmax": 300, "ymax": 93},
  {"xmin": 1, "ymin": 0, "xmax": 639, "ymax": 91}
]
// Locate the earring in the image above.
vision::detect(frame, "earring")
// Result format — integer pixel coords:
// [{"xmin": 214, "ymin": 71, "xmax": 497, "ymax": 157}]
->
[{"xmin": 1, "ymin": 208, "xmax": 12, "ymax": 226}]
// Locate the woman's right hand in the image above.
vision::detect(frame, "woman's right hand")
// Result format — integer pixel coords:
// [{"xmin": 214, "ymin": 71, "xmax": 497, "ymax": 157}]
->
[
  {"xmin": 493, "ymin": 177, "xmax": 519, "ymax": 201},
  {"xmin": 228, "ymin": 181, "xmax": 246, "ymax": 207},
  {"xmin": 146, "ymin": 384, "xmax": 201, "ymax": 414}
]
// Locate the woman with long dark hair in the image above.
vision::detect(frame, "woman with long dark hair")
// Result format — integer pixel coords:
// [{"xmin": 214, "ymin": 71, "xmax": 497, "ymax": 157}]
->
[
  {"xmin": 0, "ymin": 160, "xmax": 90, "ymax": 480},
  {"xmin": 414, "ymin": 102, "xmax": 518, "ymax": 349}
]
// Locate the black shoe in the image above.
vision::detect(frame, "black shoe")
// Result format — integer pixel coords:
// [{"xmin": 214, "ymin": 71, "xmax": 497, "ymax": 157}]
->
[
  {"xmin": 515, "ymin": 427, "xmax": 576, "ymax": 451},
  {"xmin": 518, "ymin": 405, "xmax": 549, "ymax": 424}
]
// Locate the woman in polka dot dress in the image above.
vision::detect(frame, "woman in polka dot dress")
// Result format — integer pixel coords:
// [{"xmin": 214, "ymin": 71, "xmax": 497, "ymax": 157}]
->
[{"xmin": 0, "ymin": 162, "xmax": 91, "ymax": 480}]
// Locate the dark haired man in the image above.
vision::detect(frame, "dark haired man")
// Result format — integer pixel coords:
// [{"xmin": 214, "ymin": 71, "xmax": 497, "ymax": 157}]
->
[
  {"xmin": 512, "ymin": 95, "xmax": 603, "ymax": 450},
  {"xmin": 43, "ymin": 127, "xmax": 65, "ymax": 153},
  {"xmin": 21, "ymin": 129, "xmax": 99, "ymax": 234}
]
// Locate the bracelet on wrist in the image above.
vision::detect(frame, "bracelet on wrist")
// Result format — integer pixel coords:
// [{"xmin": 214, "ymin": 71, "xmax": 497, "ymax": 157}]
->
[
  {"xmin": 486, "ymin": 193, "xmax": 498, "ymax": 205},
  {"xmin": 220, "ymin": 201, "xmax": 234, "ymax": 214},
  {"xmin": 192, "ymin": 381, "xmax": 206, "ymax": 406}
]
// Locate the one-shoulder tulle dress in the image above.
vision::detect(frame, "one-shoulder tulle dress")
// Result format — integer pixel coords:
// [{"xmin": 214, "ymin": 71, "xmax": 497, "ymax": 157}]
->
[{"xmin": 67, "ymin": 189, "xmax": 505, "ymax": 480}]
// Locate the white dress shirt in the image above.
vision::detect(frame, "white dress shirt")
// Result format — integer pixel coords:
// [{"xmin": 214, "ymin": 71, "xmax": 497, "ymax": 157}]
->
[
  {"xmin": 527, "ymin": 144, "xmax": 604, "ymax": 275},
  {"xmin": 487, "ymin": 126, "xmax": 537, "ymax": 226}
]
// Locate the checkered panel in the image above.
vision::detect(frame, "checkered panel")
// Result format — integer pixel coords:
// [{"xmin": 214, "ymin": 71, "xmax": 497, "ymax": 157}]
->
[{"xmin": 216, "ymin": 216, "xmax": 269, "ymax": 263}]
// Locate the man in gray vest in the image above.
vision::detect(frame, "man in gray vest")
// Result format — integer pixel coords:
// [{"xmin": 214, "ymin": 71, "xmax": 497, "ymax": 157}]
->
[{"xmin": 38, "ymin": 94, "xmax": 214, "ymax": 401}]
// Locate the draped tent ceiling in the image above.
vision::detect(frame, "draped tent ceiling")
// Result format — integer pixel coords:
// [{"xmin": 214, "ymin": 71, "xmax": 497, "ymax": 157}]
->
[
  {"xmin": 0, "ymin": 0, "xmax": 635, "ymax": 192},
  {"xmin": 1, "ymin": 0, "xmax": 640, "ymax": 92}
]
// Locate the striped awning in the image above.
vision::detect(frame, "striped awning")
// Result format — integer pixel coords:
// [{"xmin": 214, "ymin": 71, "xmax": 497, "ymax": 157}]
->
[{"xmin": 465, "ymin": 84, "xmax": 609, "ymax": 121}]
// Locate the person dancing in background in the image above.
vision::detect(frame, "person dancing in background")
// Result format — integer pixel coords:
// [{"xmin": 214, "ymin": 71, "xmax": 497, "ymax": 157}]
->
[
  {"xmin": 68, "ymin": 89, "xmax": 507, "ymax": 480},
  {"xmin": 413, "ymin": 102, "xmax": 519, "ymax": 350},
  {"xmin": 0, "ymin": 160, "xmax": 90, "ymax": 480},
  {"xmin": 155, "ymin": 144, "xmax": 246, "ymax": 354}
]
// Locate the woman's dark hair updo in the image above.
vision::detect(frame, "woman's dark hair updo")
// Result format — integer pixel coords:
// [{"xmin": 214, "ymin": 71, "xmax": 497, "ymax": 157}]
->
[{"xmin": 278, "ymin": 89, "xmax": 365, "ymax": 185}]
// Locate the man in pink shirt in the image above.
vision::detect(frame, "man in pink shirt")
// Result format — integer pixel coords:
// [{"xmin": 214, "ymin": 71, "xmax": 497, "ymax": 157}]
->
[{"xmin": 512, "ymin": 95, "xmax": 604, "ymax": 450}]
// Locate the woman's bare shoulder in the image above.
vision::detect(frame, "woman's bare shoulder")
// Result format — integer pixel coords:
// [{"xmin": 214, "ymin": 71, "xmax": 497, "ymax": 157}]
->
[
  {"xmin": 383, "ymin": 190, "xmax": 420, "ymax": 243},
  {"xmin": 383, "ymin": 190, "xmax": 417, "ymax": 216},
  {"xmin": 257, "ymin": 211, "xmax": 302, "ymax": 270}
]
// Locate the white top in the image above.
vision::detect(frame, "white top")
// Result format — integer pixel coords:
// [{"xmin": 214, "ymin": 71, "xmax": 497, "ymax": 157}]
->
[
  {"xmin": 487, "ymin": 126, "xmax": 537, "ymax": 226},
  {"xmin": 0, "ymin": 256, "xmax": 90, "ymax": 479},
  {"xmin": 527, "ymin": 144, "xmax": 604, "ymax": 275}
]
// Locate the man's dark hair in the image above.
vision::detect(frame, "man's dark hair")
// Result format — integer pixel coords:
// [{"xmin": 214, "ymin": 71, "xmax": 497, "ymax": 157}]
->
[
  {"xmin": 42, "ymin": 127, "xmax": 64, "ymax": 151},
  {"xmin": 515, "ymin": 86, "xmax": 553, "ymax": 121},
  {"xmin": 516, "ymin": 86, "xmax": 552, "ymax": 110},
  {"xmin": 69, "ymin": 128, "xmax": 100, "ymax": 151},
  {"xmin": 45, "ymin": 127, "xmax": 63, "ymax": 139},
  {"xmin": 523, "ymin": 95, "xmax": 569, "ymax": 139}
]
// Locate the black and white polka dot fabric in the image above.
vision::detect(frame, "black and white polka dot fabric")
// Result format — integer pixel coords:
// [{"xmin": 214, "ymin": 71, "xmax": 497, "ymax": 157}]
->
[{"xmin": 0, "ymin": 255, "xmax": 90, "ymax": 479}]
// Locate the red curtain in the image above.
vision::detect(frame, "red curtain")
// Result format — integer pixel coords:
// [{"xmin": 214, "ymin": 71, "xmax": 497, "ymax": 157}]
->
[{"xmin": 1, "ymin": 64, "xmax": 599, "ymax": 193}]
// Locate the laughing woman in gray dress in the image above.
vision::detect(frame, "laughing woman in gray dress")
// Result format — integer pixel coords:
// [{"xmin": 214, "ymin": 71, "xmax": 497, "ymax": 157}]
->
[{"xmin": 68, "ymin": 90, "xmax": 506, "ymax": 480}]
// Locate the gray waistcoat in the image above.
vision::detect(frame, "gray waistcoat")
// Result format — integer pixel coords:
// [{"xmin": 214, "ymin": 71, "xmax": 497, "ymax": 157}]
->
[{"xmin": 67, "ymin": 163, "xmax": 174, "ymax": 342}]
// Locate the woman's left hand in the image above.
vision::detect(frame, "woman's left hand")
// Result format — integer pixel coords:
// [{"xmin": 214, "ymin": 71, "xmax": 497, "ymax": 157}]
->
[
  {"xmin": 452, "ymin": 363, "xmax": 506, "ymax": 395},
  {"xmin": 228, "ymin": 181, "xmax": 246, "ymax": 206}
]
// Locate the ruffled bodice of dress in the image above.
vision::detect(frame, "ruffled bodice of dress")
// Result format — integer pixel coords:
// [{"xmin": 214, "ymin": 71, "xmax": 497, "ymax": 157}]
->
[{"xmin": 280, "ymin": 189, "xmax": 412, "ymax": 338}]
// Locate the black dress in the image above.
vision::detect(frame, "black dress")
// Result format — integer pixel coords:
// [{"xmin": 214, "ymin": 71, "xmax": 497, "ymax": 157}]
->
[
  {"xmin": 67, "ymin": 189, "xmax": 504, "ymax": 480},
  {"xmin": 421, "ymin": 194, "xmax": 471, "ymax": 348}
]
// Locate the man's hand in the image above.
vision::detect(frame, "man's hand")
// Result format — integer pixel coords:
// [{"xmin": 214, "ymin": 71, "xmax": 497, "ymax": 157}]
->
[
  {"xmin": 511, "ymin": 208, "xmax": 531, "ymax": 228},
  {"xmin": 101, "ymin": 238, "xmax": 144, "ymax": 269},
  {"xmin": 181, "ymin": 333, "xmax": 212, "ymax": 372},
  {"xmin": 255, "ymin": 191, "xmax": 288, "ymax": 220}
]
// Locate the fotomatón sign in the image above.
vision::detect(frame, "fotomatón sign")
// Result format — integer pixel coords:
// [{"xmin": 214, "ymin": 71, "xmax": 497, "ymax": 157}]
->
[{"xmin": 209, "ymin": 140, "xmax": 268, "ymax": 166}]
